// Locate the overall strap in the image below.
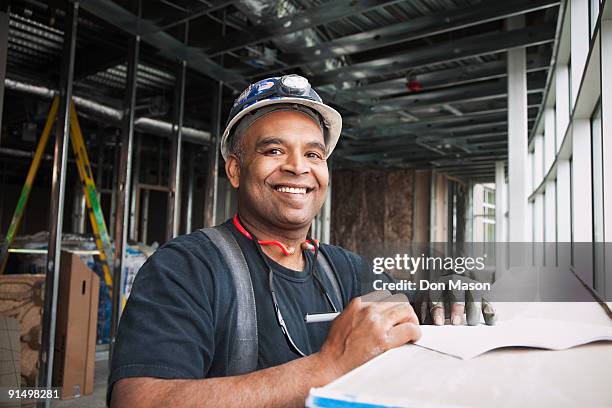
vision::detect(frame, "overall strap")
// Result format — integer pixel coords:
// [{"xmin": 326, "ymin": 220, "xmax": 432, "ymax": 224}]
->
[
  {"xmin": 317, "ymin": 249, "xmax": 344, "ymax": 312},
  {"xmin": 201, "ymin": 225, "xmax": 258, "ymax": 375}
]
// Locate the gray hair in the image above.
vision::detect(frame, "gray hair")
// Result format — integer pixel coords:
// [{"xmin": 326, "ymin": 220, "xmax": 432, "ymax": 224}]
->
[{"xmin": 228, "ymin": 104, "xmax": 325, "ymax": 162}]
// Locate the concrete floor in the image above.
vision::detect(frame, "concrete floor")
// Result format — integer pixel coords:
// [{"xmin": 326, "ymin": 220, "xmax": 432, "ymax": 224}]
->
[{"xmin": 52, "ymin": 352, "xmax": 109, "ymax": 408}]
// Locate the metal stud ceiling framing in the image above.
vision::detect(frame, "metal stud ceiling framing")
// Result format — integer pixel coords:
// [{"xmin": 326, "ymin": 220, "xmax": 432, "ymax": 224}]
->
[{"xmin": 2, "ymin": 0, "xmax": 561, "ymax": 182}]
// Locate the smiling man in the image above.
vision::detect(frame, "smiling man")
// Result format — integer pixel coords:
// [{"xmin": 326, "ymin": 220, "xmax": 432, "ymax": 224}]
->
[{"xmin": 107, "ymin": 75, "xmax": 421, "ymax": 407}]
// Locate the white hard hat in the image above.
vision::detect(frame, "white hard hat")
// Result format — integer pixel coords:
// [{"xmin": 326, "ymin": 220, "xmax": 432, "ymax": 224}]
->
[{"xmin": 220, "ymin": 74, "xmax": 342, "ymax": 161}]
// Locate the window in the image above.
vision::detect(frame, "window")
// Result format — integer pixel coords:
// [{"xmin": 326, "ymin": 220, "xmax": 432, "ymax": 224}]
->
[
  {"xmin": 531, "ymin": 201, "xmax": 536, "ymax": 243},
  {"xmin": 484, "ymin": 189, "xmax": 495, "ymax": 206},
  {"xmin": 553, "ymin": 106, "xmax": 558, "ymax": 154},
  {"xmin": 554, "ymin": 179, "xmax": 559, "ymax": 266},
  {"xmin": 485, "ymin": 221, "xmax": 495, "ymax": 243},
  {"xmin": 482, "ymin": 187, "xmax": 495, "ymax": 242},
  {"xmin": 483, "ymin": 203, "xmax": 495, "ymax": 219},
  {"xmin": 530, "ymin": 150, "xmax": 536, "ymax": 191},
  {"xmin": 570, "ymin": 156, "xmax": 574, "ymax": 266},
  {"xmin": 590, "ymin": 0, "xmax": 600, "ymax": 37},
  {"xmin": 568, "ymin": 58, "xmax": 573, "ymax": 113},
  {"xmin": 591, "ymin": 103, "xmax": 604, "ymax": 293},
  {"xmin": 471, "ymin": 184, "xmax": 495, "ymax": 243},
  {"xmin": 543, "ymin": 190, "xmax": 547, "ymax": 242}
]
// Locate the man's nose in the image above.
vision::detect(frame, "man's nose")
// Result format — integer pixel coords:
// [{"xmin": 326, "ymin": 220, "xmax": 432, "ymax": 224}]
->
[{"xmin": 280, "ymin": 152, "xmax": 310, "ymax": 175}]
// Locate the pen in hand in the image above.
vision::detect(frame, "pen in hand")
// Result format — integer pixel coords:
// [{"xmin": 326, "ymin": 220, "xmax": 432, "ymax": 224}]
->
[{"xmin": 305, "ymin": 312, "xmax": 340, "ymax": 324}]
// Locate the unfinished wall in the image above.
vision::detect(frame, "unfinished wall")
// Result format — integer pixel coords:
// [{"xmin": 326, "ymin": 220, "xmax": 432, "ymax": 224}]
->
[
  {"xmin": 431, "ymin": 173, "xmax": 448, "ymax": 242},
  {"xmin": 1, "ymin": 185, "xmax": 51, "ymax": 235},
  {"xmin": 331, "ymin": 169, "xmax": 415, "ymax": 256},
  {"xmin": 413, "ymin": 170, "xmax": 431, "ymax": 243},
  {"xmin": 330, "ymin": 167, "xmax": 470, "ymax": 256},
  {"xmin": 455, "ymin": 182, "xmax": 468, "ymax": 244},
  {"xmin": 0, "ymin": 172, "xmax": 88, "ymax": 237}
]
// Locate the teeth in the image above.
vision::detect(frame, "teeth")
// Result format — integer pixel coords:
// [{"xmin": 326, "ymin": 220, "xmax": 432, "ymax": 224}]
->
[{"xmin": 275, "ymin": 186, "xmax": 307, "ymax": 194}]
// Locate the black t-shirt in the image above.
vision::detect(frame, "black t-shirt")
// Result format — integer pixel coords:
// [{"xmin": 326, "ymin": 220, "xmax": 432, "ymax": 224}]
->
[{"xmin": 107, "ymin": 218, "xmax": 368, "ymax": 404}]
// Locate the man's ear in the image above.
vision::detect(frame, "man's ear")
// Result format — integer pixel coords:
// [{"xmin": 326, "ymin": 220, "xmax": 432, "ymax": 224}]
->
[{"xmin": 225, "ymin": 155, "xmax": 241, "ymax": 188}]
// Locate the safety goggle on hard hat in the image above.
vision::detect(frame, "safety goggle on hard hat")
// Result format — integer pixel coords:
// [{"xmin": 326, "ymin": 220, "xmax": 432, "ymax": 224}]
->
[{"xmin": 220, "ymin": 74, "xmax": 342, "ymax": 161}]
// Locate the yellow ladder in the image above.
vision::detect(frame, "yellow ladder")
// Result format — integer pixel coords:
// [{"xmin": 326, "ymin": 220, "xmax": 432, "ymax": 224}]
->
[{"xmin": 0, "ymin": 96, "xmax": 114, "ymax": 289}]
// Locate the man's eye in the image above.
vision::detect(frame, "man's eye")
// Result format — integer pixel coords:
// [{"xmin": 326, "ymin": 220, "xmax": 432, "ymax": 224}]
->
[
  {"xmin": 266, "ymin": 148, "xmax": 283, "ymax": 155},
  {"xmin": 307, "ymin": 152, "xmax": 323, "ymax": 160}
]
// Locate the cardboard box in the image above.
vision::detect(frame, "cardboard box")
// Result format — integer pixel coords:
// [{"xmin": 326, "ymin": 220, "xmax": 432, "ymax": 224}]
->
[
  {"xmin": 52, "ymin": 251, "xmax": 99, "ymax": 399},
  {"xmin": 0, "ymin": 274, "xmax": 45, "ymax": 388},
  {"xmin": 0, "ymin": 316, "xmax": 21, "ymax": 408}
]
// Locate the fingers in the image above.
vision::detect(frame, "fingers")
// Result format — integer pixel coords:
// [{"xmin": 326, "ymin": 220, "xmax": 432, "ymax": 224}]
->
[
  {"xmin": 429, "ymin": 299, "xmax": 466, "ymax": 325},
  {"xmin": 466, "ymin": 288, "xmax": 482, "ymax": 326},
  {"xmin": 447, "ymin": 276, "xmax": 466, "ymax": 325},
  {"xmin": 382, "ymin": 302, "xmax": 419, "ymax": 328},
  {"xmin": 362, "ymin": 292, "xmax": 419, "ymax": 335},
  {"xmin": 462, "ymin": 294, "xmax": 496, "ymax": 326},
  {"xmin": 421, "ymin": 274, "xmax": 498, "ymax": 326},
  {"xmin": 450, "ymin": 302, "xmax": 465, "ymax": 325},
  {"xmin": 430, "ymin": 302, "xmax": 445, "ymax": 326},
  {"xmin": 447, "ymin": 295, "xmax": 495, "ymax": 326},
  {"xmin": 428, "ymin": 278, "xmax": 446, "ymax": 326},
  {"xmin": 431, "ymin": 300, "xmax": 467, "ymax": 326},
  {"xmin": 364, "ymin": 293, "xmax": 417, "ymax": 326},
  {"xmin": 419, "ymin": 300, "xmax": 429, "ymax": 324},
  {"xmin": 387, "ymin": 322, "xmax": 422, "ymax": 346},
  {"xmin": 324, "ymin": 292, "xmax": 421, "ymax": 372},
  {"xmin": 482, "ymin": 299, "xmax": 496, "ymax": 325},
  {"xmin": 465, "ymin": 300, "xmax": 481, "ymax": 326}
]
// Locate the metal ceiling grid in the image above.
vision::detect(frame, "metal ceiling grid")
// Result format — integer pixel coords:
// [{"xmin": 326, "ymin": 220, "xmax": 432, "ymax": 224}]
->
[
  {"xmin": 3, "ymin": 2, "xmax": 193, "ymax": 113},
  {"xmin": 1, "ymin": 0, "xmax": 562, "ymax": 181}
]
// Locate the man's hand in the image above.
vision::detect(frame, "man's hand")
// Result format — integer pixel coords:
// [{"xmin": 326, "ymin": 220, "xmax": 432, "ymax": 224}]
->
[
  {"xmin": 427, "ymin": 275, "xmax": 496, "ymax": 326},
  {"xmin": 111, "ymin": 291, "xmax": 420, "ymax": 408},
  {"xmin": 318, "ymin": 290, "xmax": 421, "ymax": 377}
]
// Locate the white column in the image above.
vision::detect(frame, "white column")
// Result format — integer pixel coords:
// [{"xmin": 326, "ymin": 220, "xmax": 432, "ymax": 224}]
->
[
  {"xmin": 556, "ymin": 160, "xmax": 572, "ymax": 242},
  {"xmin": 534, "ymin": 194, "xmax": 544, "ymax": 240},
  {"xmin": 534, "ymin": 134, "xmax": 544, "ymax": 187},
  {"xmin": 529, "ymin": 201, "xmax": 534, "ymax": 242},
  {"xmin": 495, "ymin": 161, "xmax": 505, "ymax": 242},
  {"xmin": 600, "ymin": 17, "xmax": 612, "ymax": 298},
  {"xmin": 572, "ymin": 119, "xmax": 593, "ymax": 285},
  {"xmin": 507, "ymin": 16, "xmax": 529, "ymax": 243},
  {"xmin": 556, "ymin": 159, "xmax": 571, "ymax": 269},
  {"xmin": 544, "ymin": 180, "xmax": 557, "ymax": 266},
  {"xmin": 544, "ymin": 182, "xmax": 557, "ymax": 243},
  {"xmin": 572, "ymin": 120, "xmax": 593, "ymax": 241},
  {"xmin": 503, "ymin": 180, "xmax": 509, "ymax": 242},
  {"xmin": 544, "ymin": 108, "xmax": 556, "ymax": 172},
  {"xmin": 570, "ymin": 0, "xmax": 590, "ymax": 108},
  {"xmin": 472, "ymin": 184, "xmax": 483, "ymax": 241},
  {"xmin": 526, "ymin": 150, "xmax": 533, "ymax": 236},
  {"xmin": 533, "ymin": 135, "xmax": 544, "ymax": 267},
  {"xmin": 534, "ymin": 193, "xmax": 545, "ymax": 265},
  {"xmin": 466, "ymin": 181, "xmax": 474, "ymax": 242},
  {"xmin": 555, "ymin": 65, "xmax": 570, "ymax": 149},
  {"xmin": 495, "ymin": 161, "xmax": 507, "ymax": 276}
]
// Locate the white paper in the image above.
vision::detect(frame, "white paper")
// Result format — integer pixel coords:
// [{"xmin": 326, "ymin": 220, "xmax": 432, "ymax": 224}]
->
[{"xmin": 414, "ymin": 317, "xmax": 612, "ymax": 359}]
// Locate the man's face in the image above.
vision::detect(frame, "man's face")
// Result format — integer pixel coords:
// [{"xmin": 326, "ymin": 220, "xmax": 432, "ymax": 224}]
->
[{"xmin": 225, "ymin": 109, "xmax": 329, "ymax": 229}]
